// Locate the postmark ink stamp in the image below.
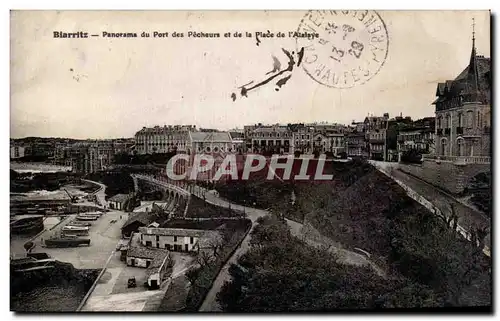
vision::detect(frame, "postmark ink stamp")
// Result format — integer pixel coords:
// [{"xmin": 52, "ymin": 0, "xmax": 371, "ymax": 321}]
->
[{"xmin": 296, "ymin": 10, "xmax": 389, "ymax": 89}]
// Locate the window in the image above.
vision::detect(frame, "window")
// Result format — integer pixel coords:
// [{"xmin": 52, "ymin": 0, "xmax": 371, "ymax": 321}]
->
[
  {"xmin": 190, "ymin": 237, "xmax": 194, "ymax": 244},
  {"xmin": 458, "ymin": 113, "xmax": 463, "ymax": 127},
  {"xmin": 174, "ymin": 236, "xmax": 177, "ymax": 242},
  {"xmin": 467, "ymin": 110, "xmax": 474, "ymax": 128},
  {"xmin": 457, "ymin": 138, "xmax": 464, "ymax": 156}
]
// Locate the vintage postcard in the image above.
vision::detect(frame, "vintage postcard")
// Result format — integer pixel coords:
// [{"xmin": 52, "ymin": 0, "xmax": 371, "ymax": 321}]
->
[{"xmin": 10, "ymin": 10, "xmax": 491, "ymax": 312}]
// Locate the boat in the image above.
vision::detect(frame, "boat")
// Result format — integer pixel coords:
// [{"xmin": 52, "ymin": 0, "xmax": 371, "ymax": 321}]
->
[
  {"xmin": 81, "ymin": 211, "xmax": 103, "ymax": 216},
  {"xmin": 68, "ymin": 221, "xmax": 92, "ymax": 227},
  {"xmin": 11, "ymin": 258, "xmax": 57, "ymax": 272},
  {"xmin": 44, "ymin": 235, "xmax": 91, "ymax": 248},
  {"xmin": 62, "ymin": 225, "xmax": 89, "ymax": 236},
  {"xmin": 62, "ymin": 225, "xmax": 89, "ymax": 231},
  {"xmin": 76, "ymin": 215, "xmax": 98, "ymax": 221},
  {"xmin": 10, "ymin": 215, "xmax": 44, "ymax": 235}
]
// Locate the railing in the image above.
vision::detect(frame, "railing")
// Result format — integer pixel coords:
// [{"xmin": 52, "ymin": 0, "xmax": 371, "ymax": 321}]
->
[
  {"xmin": 132, "ymin": 173, "xmax": 190, "ymax": 196},
  {"xmin": 422, "ymin": 154, "xmax": 491, "ymax": 165}
]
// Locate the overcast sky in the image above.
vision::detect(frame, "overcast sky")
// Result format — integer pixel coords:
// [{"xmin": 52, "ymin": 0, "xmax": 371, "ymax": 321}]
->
[{"xmin": 10, "ymin": 10, "xmax": 490, "ymax": 139}]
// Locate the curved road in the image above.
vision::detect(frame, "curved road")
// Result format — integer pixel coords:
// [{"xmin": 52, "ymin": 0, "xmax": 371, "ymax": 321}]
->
[{"xmin": 82, "ymin": 179, "xmax": 108, "ymax": 208}]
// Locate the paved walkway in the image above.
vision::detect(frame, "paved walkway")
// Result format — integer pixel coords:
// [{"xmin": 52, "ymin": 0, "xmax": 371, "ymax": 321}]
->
[
  {"xmin": 198, "ymin": 187, "xmax": 267, "ymax": 312},
  {"xmin": 82, "ymin": 179, "xmax": 108, "ymax": 208}
]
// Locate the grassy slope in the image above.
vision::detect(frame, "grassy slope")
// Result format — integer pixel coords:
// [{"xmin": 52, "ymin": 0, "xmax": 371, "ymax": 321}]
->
[{"xmin": 215, "ymin": 160, "xmax": 491, "ymax": 307}]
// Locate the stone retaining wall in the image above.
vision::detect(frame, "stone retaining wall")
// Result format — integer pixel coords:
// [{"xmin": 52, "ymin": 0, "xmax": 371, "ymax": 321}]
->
[{"xmin": 398, "ymin": 161, "xmax": 490, "ymax": 194}]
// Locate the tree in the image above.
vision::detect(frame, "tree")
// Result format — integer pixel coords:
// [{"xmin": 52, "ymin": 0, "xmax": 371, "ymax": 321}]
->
[
  {"xmin": 186, "ymin": 266, "xmax": 201, "ymax": 285},
  {"xmin": 197, "ymin": 251, "xmax": 213, "ymax": 268}
]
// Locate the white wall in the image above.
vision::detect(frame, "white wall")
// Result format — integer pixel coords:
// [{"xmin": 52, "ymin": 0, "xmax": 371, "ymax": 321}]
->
[
  {"xmin": 142, "ymin": 233, "xmax": 198, "ymax": 251},
  {"xmin": 126, "ymin": 256, "xmax": 150, "ymax": 268}
]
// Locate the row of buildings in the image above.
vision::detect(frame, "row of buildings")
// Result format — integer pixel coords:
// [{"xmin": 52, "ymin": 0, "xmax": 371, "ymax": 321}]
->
[
  {"xmin": 10, "ymin": 138, "xmax": 135, "ymax": 174},
  {"xmin": 133, "ymin": 116, "xmax": 437, "ymax": 162}
]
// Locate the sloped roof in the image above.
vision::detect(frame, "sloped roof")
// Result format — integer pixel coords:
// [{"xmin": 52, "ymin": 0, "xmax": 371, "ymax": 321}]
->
[
  {"xmin": 108, "ymin": 193, "xmax": 129, "ymax": 203},
  {"xmin": 139, "ymin": 226, "xmax": 208, "ymax": 237},
  {"xmin": 434, "ymin": 50, "xmax": 491, "ymax": 105},
  {"xmin": 123, "ymin": 212, "xmax": 159, "ymax": 229},
  {"xmin": 189, "ymin": 131, "xmax": 232, "ymax": 143}
]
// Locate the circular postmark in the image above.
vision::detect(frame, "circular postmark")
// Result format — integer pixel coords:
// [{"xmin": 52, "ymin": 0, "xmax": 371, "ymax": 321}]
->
[{"xmin": 296, "ymin": 10, "xmax": 389, "ymax": 89}]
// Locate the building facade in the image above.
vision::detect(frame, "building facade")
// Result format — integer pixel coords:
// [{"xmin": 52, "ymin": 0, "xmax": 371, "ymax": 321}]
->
[
  {"xmin": 346, "ymin": 132, "xmax": 367, "ymax": 157},
  {"xmin": 397, "ymin": 117, "xmax": 436, "ymax": 158},
  {"xmin": 134, "ymin": 125, "xmax": 196, "ymax": 155},
  {"xmin": 125, "ymin": 232, "xmax": 171, "ymax": 289},
  {"xmin": 433, "ymin": 35, "xmax": 491, "ymax": 161},
  {"xmin": 138, "ymin": 226, "xmax": 221, "ymax": 253},
  {"xmin": 70, "ymin": 140, "xmax": 122, "ymax": 174},
  {"xmin": 291, "ymin": 124, "xmax": 314, "ymax": 155},
  {"xmin": 10, "ymin": 146, "xmax": 25, "ymax": 159},
  {"xmin": 247, "ymin": 124, "xmax": 294, "ymax": 155},
  {"xmin": 368, "ymin": 129, "xmax": 387, "ymax": 161},
  {"xmin": 312, "ymin": 132, "xmax": 345, "ymax": 155}
]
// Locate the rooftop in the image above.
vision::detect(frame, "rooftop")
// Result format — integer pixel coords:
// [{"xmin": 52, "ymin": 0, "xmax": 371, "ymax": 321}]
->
[
  {"xmin": 189, "ymin": 131, "xmax": 232, "ymax": 143},
  {"xmin": 433, "ymin": 35, "xmax": 491, "ymax": 106},
  {"xmin": 108, "ymin": 193, "xmax": 130, "ymax": 203},
  {"xmin": 138, "ymin": 226, "xmax": 209, "ymax": 238},
  {"xmin": 139, "ymin": 224, "xmax": 223, "ymax": 243},
  {"xmin": 122, "ymin": 211, "xmax": 162, "ymax": 230}
]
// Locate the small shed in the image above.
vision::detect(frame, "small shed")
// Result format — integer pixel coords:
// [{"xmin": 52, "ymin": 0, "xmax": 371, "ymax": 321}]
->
[{"xmin": 108, "ymin": 194, "xmax": 130, "ymax": 210}]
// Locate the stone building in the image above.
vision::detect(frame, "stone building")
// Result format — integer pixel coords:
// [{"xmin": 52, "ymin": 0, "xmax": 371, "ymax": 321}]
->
[
  {"xmin": 134, "ymin": 125, "xmax": 196, "ymax": 155},
  {"xmin": 247, "ymin": 124, "xmax": 294, "ymax": 155},
  {"xmin": 138, "ymin": 226, "xmax": 222, "ymax": 253},
  {"xmin": 432, "ymin": 32, "xmax": 491, "ymax": 162},
  {"xmin": 10, "ymin": 145, "xmax": 26, "ymax": 159},
  {"xmin": 397, "ymin": 117, "xmax": 436, "ymax": 158},
  {"xmin": 291, "ymin": 124, "xmax": 314, "ymax": 155}
]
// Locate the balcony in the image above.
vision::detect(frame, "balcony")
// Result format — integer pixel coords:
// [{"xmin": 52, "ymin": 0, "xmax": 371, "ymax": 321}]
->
[
  {"xmin": 456, "ymin": 127, "xmax": 463, "ymax": 135},
  {"xmin": 422, "ymin": 154, "xmax": 491, "ymax": 165},
  {"xmin": 369, "ymin": 138, "xmax": 385, "ymax": 144}
]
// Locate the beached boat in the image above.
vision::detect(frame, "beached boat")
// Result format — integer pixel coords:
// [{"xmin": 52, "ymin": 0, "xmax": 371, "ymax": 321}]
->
[
  {"xmin": 44, "ymin": 235, "xmax": 91, "ymax": 248},
  {"xmin": 76, "ymin": 215, "xmax": 98, "ymax": 221},
  {"xmin": 10, "ymin": 215, "xmax": 44, "ymax": 234},
  {"xmin": 68, "ymin": 221, "xmax": 92, "ymax": 227},
  {"xmin": 62, "ymin": 225, "xmax": 89, "ymax": 236}
]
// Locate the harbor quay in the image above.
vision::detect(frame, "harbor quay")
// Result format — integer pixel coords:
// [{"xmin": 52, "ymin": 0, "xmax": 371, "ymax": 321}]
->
[{"xmin": 20, "ymin": 210, "xmax": 128, "ymax": 269}]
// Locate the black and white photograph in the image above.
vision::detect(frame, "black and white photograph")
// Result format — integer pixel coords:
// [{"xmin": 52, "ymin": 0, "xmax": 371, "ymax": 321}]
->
[{"xmin": 9, "ymin": 9, "xmax": 492, "ymax": 313}]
